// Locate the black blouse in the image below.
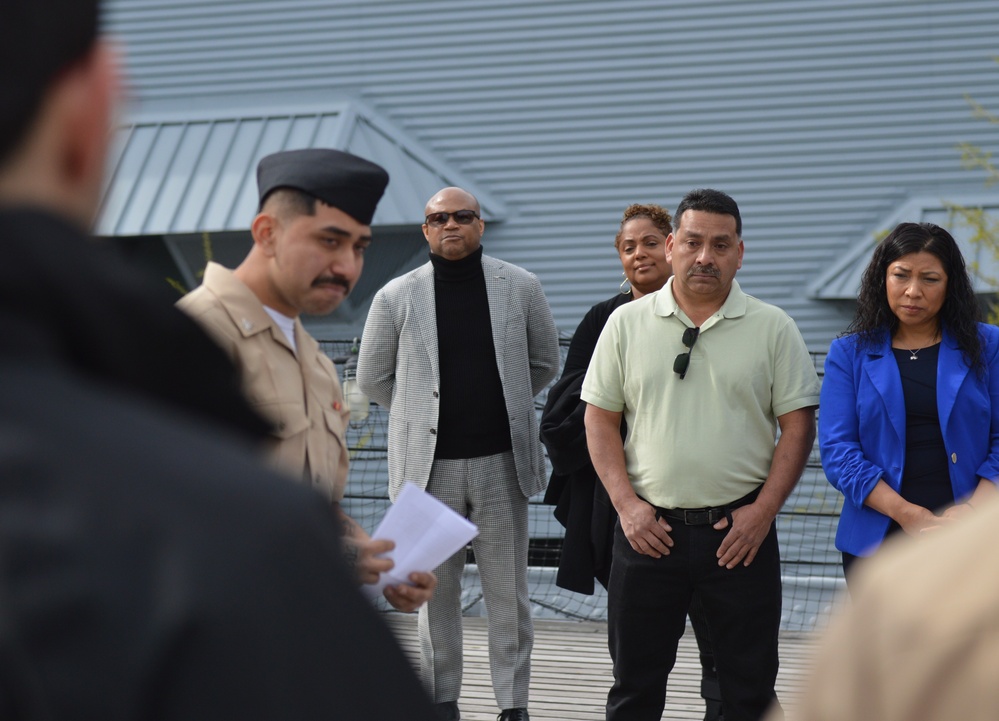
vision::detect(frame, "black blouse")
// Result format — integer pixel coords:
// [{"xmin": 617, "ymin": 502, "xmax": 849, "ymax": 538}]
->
[{"xmin": 892, "ymin": 342, "xmax": 953, "ymax": 515}]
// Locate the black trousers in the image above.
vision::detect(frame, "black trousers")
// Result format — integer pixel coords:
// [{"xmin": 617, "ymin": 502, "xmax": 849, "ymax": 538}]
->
[{"xmin": 606, "ymin": 518, "xmax": 782, "ymax": 721}]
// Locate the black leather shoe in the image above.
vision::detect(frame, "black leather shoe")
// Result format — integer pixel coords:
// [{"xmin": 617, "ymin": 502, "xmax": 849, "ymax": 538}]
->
[
  {"xmin": 497, "ymin": 709, "xmax": 529, "ymax": 721},
  {"xmin": 435, "ymin": 701, "xmax": 460, "ymax": 720}
]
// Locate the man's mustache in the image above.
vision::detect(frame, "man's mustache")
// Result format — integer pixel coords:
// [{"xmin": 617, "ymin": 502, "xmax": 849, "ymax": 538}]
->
[
  {"xmin": 687, "ymin": 265, "xmax": 721, "ymax": 278},
  {"xmin": 313, "ymin": 275, "xmax": 351, "ymax": 294}
]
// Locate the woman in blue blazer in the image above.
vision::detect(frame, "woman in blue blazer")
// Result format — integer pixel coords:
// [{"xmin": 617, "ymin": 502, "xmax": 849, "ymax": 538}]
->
[{"xmin": 820, "ymin": 222, "xmax": 999, "ymax": 580}]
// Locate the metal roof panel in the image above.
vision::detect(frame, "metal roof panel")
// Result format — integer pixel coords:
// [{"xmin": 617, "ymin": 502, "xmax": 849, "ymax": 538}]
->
[
  {"xmin": 810, "ymin": 193, "xmax": 999, "ymax": 300},
  {"xmin": 96, "ymin": 98, "xmax": 506, "ymax": 236}
]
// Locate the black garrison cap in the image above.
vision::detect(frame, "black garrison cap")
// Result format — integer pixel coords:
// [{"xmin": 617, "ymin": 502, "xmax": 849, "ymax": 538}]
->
[
  {"xmin": 1, "ymin": 0, "xmax": 101, "ymax": 164},
  {"xmin": 256, "ymin": 149, "xmax": 390, "ymax": 226}
]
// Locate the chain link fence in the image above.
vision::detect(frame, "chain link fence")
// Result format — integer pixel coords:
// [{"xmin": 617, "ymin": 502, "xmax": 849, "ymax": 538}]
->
[{"xmin": 321, "ymin": 339, "xmax": 843, "ymax": 632}]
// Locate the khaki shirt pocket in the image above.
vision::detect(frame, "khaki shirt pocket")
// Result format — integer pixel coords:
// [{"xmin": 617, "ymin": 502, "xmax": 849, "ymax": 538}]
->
[
  {"xmin": 261, "ymin": 402, "xmax": 310, "ymax": 440},
  {"xmin": 255, "ymin": 402, "xmax": 310, "ymax": 482}
]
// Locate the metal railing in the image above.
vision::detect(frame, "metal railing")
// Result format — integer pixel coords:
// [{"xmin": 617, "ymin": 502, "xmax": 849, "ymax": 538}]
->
[{"xmin": 322, "ymin": 339, "xmax": 842, "ymax": 632}]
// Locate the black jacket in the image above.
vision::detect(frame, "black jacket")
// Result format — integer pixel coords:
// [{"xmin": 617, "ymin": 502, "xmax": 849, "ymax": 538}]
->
[
  {"xmin": 540, "ymin": 293, "xmax": 629, "ymax": 594},
  {"xmin": 0, "ymin": 208, "xmax": 437, "ymax": 720}
]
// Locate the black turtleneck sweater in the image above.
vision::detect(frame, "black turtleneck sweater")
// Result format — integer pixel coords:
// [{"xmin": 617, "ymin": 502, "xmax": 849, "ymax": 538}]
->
[{"xmin": 429, "ymin": 246, "xmax": 512, "ymax": 459}]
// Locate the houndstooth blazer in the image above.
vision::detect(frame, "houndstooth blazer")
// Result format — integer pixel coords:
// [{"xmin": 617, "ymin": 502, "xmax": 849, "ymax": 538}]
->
[{"xmin": 356, "ymin": 253, "xmax": 560, "ymax": 502}]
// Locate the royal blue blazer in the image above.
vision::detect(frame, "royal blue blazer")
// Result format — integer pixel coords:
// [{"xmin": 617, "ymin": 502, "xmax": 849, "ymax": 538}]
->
[{"xmin": 819, "ymin": 324, "xmax": 999, "ymax": 556}]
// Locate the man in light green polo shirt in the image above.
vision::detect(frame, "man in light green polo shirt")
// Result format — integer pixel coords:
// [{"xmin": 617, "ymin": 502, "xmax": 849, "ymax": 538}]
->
[{"xmin": 582, "ymin": 188, "xmax": 820, "ymax": 721}]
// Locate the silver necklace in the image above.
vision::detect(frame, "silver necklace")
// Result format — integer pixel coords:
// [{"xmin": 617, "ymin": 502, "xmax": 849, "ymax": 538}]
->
[{"xmin": 897, "ymin": 335, "xmax": 939, "ymax": 360}]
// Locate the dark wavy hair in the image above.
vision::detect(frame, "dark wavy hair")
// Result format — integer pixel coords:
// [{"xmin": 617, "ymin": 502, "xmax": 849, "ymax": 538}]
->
[
  {"xmin": 849, "ymin": 222, "xmax": 983, "ymax": 372},
  {"xmin": 613, "ymin": 203, "xmax": 673, "ymax": 250}
]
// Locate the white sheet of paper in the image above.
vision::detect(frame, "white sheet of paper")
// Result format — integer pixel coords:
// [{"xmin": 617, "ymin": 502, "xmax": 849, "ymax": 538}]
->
[{"xmin": 361, "ymin": 482, "xmax": 479, "ymax": 599}]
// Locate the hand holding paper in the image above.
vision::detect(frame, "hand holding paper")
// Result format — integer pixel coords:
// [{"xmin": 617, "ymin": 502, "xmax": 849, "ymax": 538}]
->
[{"xmin": 361, "ymin": 482, "xmax": 479, "ymax": 600}]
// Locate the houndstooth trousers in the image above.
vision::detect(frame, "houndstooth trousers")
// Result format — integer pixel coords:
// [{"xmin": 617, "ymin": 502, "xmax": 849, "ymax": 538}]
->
[{"xmin": 418, "ymin": 450, "xmax": 533, "ymax": 709}]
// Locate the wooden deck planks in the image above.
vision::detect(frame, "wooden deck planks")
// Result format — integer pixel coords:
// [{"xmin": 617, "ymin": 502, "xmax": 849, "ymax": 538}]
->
[{"xmin": 384, "ymin": 614, "xmax": 819, "ymax": 721}]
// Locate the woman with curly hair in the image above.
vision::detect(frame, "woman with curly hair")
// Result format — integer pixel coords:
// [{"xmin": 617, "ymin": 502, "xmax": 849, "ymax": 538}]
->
[
  {"xmin": 542, "ymin": 203, "xmax": 674, "ymax": 591},
  {"xmin": 820, "ymin": 221, "xmax": 999, "ymax": 582},
  {"xmin": 560, "ymin": 203, "xmax": 675, "ymax": 378}
]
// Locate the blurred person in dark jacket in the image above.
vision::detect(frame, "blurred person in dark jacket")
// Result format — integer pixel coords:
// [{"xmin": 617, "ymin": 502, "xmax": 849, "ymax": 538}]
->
[{"xmin": 0, "ymin": 1, "xmax": 439, "ymax": 718}]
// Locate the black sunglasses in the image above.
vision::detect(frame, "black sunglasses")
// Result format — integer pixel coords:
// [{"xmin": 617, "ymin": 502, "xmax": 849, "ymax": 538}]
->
[
  {"xmin": 424, "ymin": 210, "xmax": 480, "ymax": 227},
  {"xmin": 673, "ymin": 326, "xmax": 700, "ymax": 380}
]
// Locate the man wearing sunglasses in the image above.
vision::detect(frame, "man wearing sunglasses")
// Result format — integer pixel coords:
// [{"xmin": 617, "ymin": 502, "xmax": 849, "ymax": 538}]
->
[
  {"xmin": 357, "ymin": 186, "xmax": 560, "ymax": 721},
  {"xmin": 582, "ymin": 189, "xmax": 820, "ymax": 721}
]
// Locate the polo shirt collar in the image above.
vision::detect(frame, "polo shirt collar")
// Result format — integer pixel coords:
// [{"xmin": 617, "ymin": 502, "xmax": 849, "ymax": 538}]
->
[{"xmin": 653, "ymin": 276, "xmax": 748, "ymax": 329}]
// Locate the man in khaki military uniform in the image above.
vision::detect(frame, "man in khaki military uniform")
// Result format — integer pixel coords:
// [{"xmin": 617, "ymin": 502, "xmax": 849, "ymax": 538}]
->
[{"xmin": 179, "ymin": 148, "xmax": 434, "ymax": 612}]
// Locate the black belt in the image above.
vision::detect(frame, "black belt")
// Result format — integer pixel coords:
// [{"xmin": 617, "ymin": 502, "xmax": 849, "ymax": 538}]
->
[{"xmin": 654, "ymin": 488, "xmax": 760, "ymax": 526}]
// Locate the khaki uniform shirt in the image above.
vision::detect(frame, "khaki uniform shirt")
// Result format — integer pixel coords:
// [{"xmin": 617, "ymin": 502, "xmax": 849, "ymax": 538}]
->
[{"xmin": 178, "ymin": 262, "xmax": 349, "ymax": 502}]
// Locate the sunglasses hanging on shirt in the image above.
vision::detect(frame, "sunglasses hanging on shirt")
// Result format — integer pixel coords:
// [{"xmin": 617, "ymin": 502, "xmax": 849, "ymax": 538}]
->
[{"xmin": 673, "ymin": 326, "xmax": 700, "ymax": 380}]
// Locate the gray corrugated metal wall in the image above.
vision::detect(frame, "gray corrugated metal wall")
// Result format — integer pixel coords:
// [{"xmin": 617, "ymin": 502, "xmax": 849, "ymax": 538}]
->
[{"xmin": 104, "ymin": 0, "xmax": 999, "ymax": 349}]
